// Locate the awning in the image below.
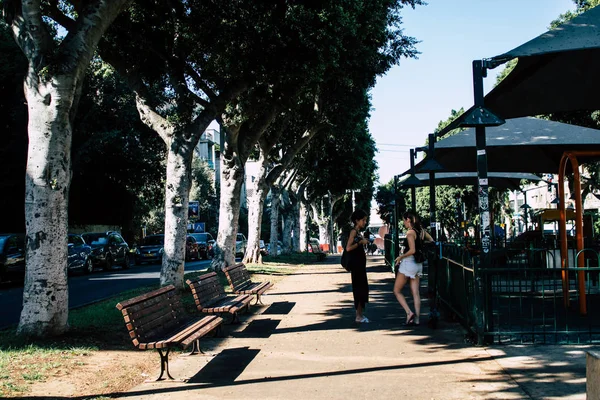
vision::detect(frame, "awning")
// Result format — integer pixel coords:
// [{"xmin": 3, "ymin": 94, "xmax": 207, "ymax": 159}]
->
[
  {"xmin": 398, "ymin": 171, "xmax": 539, "ymax": 191},
  {"xmin": 437, "ymin": 6, "xmax": 600, "ymax": 137},
  {"xmin": 417, "ymin": 117, "xmax": 600, "ymax": 174}
]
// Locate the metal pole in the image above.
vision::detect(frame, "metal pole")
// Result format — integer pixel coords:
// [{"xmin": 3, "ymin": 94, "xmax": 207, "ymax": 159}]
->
[
  {"xmin": 473, "ymin": 60, "xmax": 492, "ymax": 345},
  {"xmin": 392, "ymin": 176, "xmax": 398, "ymax": 265},
  {"xmin": 410, "ymin": 148, "xmax": 417, "ymax": 210},
  {"xmin": 523, "ymin": 191, "xmax": 529, "ymax": 231},
  {"xmin": 329, "ymin": 191, "xmax": 334, "ymax": 254},
  {"xmin": 428, "ymin": 134, "xmax": 437, "ymax": 241}
]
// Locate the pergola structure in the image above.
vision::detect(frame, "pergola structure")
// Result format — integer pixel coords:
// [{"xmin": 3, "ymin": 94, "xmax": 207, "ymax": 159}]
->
[{"xmin": 427, "ymin": 7, "xmax": 600, "ymax": 319}]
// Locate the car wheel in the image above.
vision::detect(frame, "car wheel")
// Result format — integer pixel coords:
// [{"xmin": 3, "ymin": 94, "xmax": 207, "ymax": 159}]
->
[
  {"xmin": 104, "ymin": 256, "xmax": 113, "ymax": 271},
  {"xmin": 123, "ymin": 254, "xmax": 130, "ymax": 269},
  {"xmin": 84, "ymin": 258, "xmax": 93, "ymax": 274}
]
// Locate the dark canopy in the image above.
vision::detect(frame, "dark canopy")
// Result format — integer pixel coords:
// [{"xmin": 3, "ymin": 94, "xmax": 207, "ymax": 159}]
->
[
  {"xmin": 398, "ymin": 171, "xmax": 540, "ymax": 191},
  {"xmin": 415, "ymin": 117, "xmax": 600, "ymax": 174},
  {"xmin": 438, "ymin": 6, "xmax": 600, "ymax": 137}
]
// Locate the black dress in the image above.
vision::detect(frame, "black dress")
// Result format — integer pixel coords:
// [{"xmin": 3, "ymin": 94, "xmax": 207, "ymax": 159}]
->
[{"xmin": 347, "ymin": 231, "xmax": 368, "ymax": 310}]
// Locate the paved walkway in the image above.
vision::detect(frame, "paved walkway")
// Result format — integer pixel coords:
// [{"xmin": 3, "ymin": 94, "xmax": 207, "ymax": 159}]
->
[{"xmin": 123, "ymin": 256, "xmax": 589, "ymax": 399}]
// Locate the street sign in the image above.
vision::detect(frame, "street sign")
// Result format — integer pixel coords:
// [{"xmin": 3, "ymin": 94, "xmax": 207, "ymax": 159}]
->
[{"xmin": 188, "ymin": 201, "xmax": 199, "ymax": 219}]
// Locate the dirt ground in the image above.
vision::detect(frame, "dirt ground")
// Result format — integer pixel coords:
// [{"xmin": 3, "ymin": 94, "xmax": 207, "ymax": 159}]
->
[{"xmin": 19, "ymin": 350, "xmax": 156, "ymax": 398}]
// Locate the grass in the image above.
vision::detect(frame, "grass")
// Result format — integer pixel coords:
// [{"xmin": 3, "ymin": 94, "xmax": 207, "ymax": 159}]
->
[{"xmin": 0, "ymin": 262, "xmax": 300, "ymax": 397}]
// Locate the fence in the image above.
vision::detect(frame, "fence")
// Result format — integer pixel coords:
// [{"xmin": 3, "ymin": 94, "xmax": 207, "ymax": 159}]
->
[{"xmin": 434, "ymin": 243, "xmax": 600, "ymax": 344}]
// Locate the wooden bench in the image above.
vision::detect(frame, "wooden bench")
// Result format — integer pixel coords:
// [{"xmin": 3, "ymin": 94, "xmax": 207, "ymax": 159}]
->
[
  {"xmin": 223, "ymin": 263, "xmax": 273, "ymax": 305},
  {"xmin": 186, "ymin": 272, "xmax": 253, "ymax": 323},
  {"xmin": 115, "ymin": 285, "xmax": 223, "ymax": 381},
  {"xmin": 310, "ymin": 243, "xmax": 327, "ymax": 261}
]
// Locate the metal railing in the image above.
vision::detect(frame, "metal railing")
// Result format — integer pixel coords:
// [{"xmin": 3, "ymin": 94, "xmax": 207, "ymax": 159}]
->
[{"xmin": 434, "ymin": 243, "xmax": 600, "ymax": 344}]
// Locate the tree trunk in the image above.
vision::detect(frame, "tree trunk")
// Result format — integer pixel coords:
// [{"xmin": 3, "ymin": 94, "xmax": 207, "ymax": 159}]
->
[
  {"xmin": 10, "ymin": 0, "xmax": 131, "ymax": 337},
  {"xmin": 212, "ymin": 155, "xmax": 244, "ymax": 270},
  {"xmin": 299, "ymin": 202, "xmax": 309, "ymax": 252},
  {"xmin": 311, "ymin": 202, "xmax": 331, "ymax": 248},
  {"xmin": 291, "ymin": 189, "xmax": 301, "ymax": 252},
  {"xmin": 19, "ymin": 79, "xmax": 72, "ymax": 336},
  {"xmin": 243, "ymin": 154, "xmax": 269, "ymax": 264},
  {"xmin": 160, "ymin": 138, "xmax": 194, "ymax": 288},
  {"xmin": 269, "ymin": 185, "xmax": 281, "ymax": 255}
]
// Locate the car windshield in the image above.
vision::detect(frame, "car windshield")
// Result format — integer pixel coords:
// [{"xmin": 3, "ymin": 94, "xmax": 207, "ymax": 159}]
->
[
  {"xmin": 142, "ymin": 236, "xmax": 164, "ymax": 246},
  {"xmin": 191, "ymin": 233, "xmax": 208, "ymax": 242},
  {"xmin": 82, "ymin": 234, "xmax": 108, "ymax": 246}
]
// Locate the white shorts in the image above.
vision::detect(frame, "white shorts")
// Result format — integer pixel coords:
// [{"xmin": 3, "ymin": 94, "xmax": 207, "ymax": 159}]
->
[{"xmin": 398, "ymin": 256, "xmax": 423, "ymax": 279}]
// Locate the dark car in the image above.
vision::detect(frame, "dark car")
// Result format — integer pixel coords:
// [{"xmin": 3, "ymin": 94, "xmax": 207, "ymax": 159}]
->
[
  {"xmin": 0, "ymin": 234, "xmax": 25, "ymax": 282},
  {"xmin": 82, "ymin": 231, "xmax": 130, "ymax": 270},
  {"xmin": 67, "ymin": 234, "xmax": 93, "ymax": 274},
  {"xmin": 135, "ymin": 234, "xmax": 164, "ymax": 265},
  {"xmin": 186, "ymin": 235, "xmax": 200, "ymax": 261},
  {"xmin": 189, "ymin": 232, "xmax": 215, "ymax": 259}
]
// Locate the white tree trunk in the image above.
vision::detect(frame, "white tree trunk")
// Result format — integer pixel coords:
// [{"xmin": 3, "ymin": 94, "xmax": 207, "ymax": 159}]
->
[
  {"xmin": 11, "ymin": 0, "xmax": 131, "ymax": 337},
  {"xmin": 269, "ymin": 186, "xmax": 281, "ymax": 254},
  {"xmin": 161, "ymin": 140, "xmax": 194, "ymax": 288},
  {"xmin": 311, "ymin": 202, "xmax": 331, "ymax": 249},
  {"xmin": 212, "ymin": 158, "xmax": 244, "ymax": 270},
  {"xmin": 19, "ymin": 79, "xmax": 72, "ymax": 336},
  {"xmin": 299, "ymin": 202, "xmax": 309, "ymax": 252},
  {"xmin": 243, "ymin": 154, "xmax": 269, "ymax": 264},
  {"xmin": 291, "ymin": 194, "xmax": 301, "ymax": 252}
]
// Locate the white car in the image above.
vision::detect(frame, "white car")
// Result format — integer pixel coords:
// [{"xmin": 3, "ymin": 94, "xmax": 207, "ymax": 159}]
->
[{"xmin": 235, "ymin": 233, "xmax": 247, "ymax": 257}]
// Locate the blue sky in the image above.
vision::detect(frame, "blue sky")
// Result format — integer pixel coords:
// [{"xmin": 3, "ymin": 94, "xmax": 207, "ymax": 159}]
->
[{"xmin": 370, "ymin": 0, "xmax": 576, "ymax": 185}]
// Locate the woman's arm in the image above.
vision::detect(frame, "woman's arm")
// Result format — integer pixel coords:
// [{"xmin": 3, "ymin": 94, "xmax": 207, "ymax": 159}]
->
[
  {"xmin": 423, "ymin": 231, "xmax": 434, "ymax": 243},
  {"xmin": 345, "ymin": 229, "xmax": 367, "ymax": 251},
  {"xmin": 395, "ymin": 230, "xmax": 416, "ymax": 264}
]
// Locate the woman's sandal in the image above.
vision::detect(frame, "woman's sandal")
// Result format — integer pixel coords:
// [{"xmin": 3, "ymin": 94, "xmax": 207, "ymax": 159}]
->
[{"xmin": 403, "ymin": 313, "xmax": 415, "ymax": 326}]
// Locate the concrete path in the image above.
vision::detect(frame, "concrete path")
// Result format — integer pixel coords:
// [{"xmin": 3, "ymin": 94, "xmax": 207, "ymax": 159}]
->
[{"xmin": 122, "ymin": 256, "xmax": 589, "ymax": 399}]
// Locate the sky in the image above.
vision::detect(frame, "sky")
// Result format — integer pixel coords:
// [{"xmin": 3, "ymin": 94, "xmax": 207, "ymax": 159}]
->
[{"xmin": 370, "ymin": 0, "xmax": 576, "ymax": 186}]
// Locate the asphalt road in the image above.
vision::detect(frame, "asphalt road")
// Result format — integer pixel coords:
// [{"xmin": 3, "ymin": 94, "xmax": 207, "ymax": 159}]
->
[{"xmin": 0, "ymin": 259, "xmax": 213, "ymax": 330}]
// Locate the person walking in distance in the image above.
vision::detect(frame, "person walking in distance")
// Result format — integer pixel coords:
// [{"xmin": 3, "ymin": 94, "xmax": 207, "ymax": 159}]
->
[
  {"xmin": 394, "ymin": 211, "xmax": 433, "ymax": 325},
  {"xmin": 346, "ymin": 209, "xmax": 370, "ymax": 323}
]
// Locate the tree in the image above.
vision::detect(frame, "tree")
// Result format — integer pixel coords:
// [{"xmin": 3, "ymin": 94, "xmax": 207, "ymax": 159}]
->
[
  {"xmin": 2, "ymin": 0, "xmax": 130, "ymax": 336},
  {"xmin": 98, "ymin": 1, "xmax": 283, "ymax": 286}
]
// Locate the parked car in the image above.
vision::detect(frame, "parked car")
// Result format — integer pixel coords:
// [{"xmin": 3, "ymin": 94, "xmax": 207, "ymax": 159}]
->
[
  {"xmin": 236, "ymin": 233, "xmax": 247, "ymax": 257},
  {"xmin": 82, "ymin": 231, "xmax": 130, "ymax": 270},
  {"xmin": 0, "ymin": 234, "xmax": 25, "ymax": 282},
  {"xmin": 185, "ymin": 235, "xmax": 200, "ymax": 261},
  {"xmin": 259, "ymin": 240, "xmax": 268, "ymax": 256},
  {"xmin": 67, "ymin": 234, "xmax": 93, "ymax": 274},
  {"xmin": 135, "ymin": 234, "xmax": 164, "ymax": 265},
  {"xmin": 267, "ymin": 241, "xmax": 282, "ymax": 256},
  {"xmin": 189, "ymin": 232, "xmax": 215, "ymax": 259}
]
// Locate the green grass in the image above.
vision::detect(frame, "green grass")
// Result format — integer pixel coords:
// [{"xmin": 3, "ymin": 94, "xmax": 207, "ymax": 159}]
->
[{"xmin": 261, "ymin": 251, "xmax": 326, "ymax": 266}]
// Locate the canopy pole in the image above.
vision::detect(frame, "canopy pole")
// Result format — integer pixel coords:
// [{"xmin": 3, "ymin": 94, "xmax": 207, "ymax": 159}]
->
[
  {"xmin": 428, "ymin": 134, "xmax": 437, "ymax": 241},
  {"xmin": 567, "ymin": 153, "xmax": 587, "ymax": 314},
  {"xmin": 558, "ymin": 155, "xmax": 569, "ymax": 307},
  {"xmin": 472, "ymin": 60, "xmax": 492, "ymax": 344},
  {"xmin": 410, "ymin": 149, "xmax": 417, "ymax": 210}
]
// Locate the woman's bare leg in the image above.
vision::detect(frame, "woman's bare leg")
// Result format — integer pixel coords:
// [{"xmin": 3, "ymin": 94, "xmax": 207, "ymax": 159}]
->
[
  {"xmin": 356, "ymin": 303, "xmax": 364, "ymax": 320},
  {"xmin": 410, "ymin": 276, "xmax": 421, "ymax": 324},
  {"xmin": 393, "ymin": 273, "xmax": 413, "ymax": 321}
]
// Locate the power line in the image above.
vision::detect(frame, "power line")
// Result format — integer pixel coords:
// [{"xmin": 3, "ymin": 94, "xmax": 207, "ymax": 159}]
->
[{"xmin": 376, "ymin": 143, "xmax": 422, "ymax": 147}]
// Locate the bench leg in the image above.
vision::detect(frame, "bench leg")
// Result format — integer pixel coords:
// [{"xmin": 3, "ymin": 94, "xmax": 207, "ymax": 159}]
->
[
  {"xmin": 255, "ymin": 294, "xmax": 265, "ymax": 305},
  {"xmin": 181, "ymin": 340, "xmax": 204, "ymax": 356},
  {"xmin": 153, "ymin": 348, "xmax": 174, "ymax": 381}
]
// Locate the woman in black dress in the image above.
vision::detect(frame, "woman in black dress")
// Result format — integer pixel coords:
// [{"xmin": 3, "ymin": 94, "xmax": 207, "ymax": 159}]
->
[{"xmin": 346, "ymin": 209, "xmax": 370, "ymax": 323}]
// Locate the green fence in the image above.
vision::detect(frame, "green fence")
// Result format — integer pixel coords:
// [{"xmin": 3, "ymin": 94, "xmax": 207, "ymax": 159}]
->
[{"xmin": 436, "ymin": 243, "xmax": 600, "ymax": 344}]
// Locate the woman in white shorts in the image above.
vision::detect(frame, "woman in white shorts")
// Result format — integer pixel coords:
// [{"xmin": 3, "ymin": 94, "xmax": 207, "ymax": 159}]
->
[{"xmin": 393, "ymin": 212, "xmax": 433, "ymax": 326}]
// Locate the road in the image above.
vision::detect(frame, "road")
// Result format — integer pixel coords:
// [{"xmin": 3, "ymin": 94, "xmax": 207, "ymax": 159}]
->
[{"xmin": 0, "ymin": 259, "xmax": 212, "ymax": 330}]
